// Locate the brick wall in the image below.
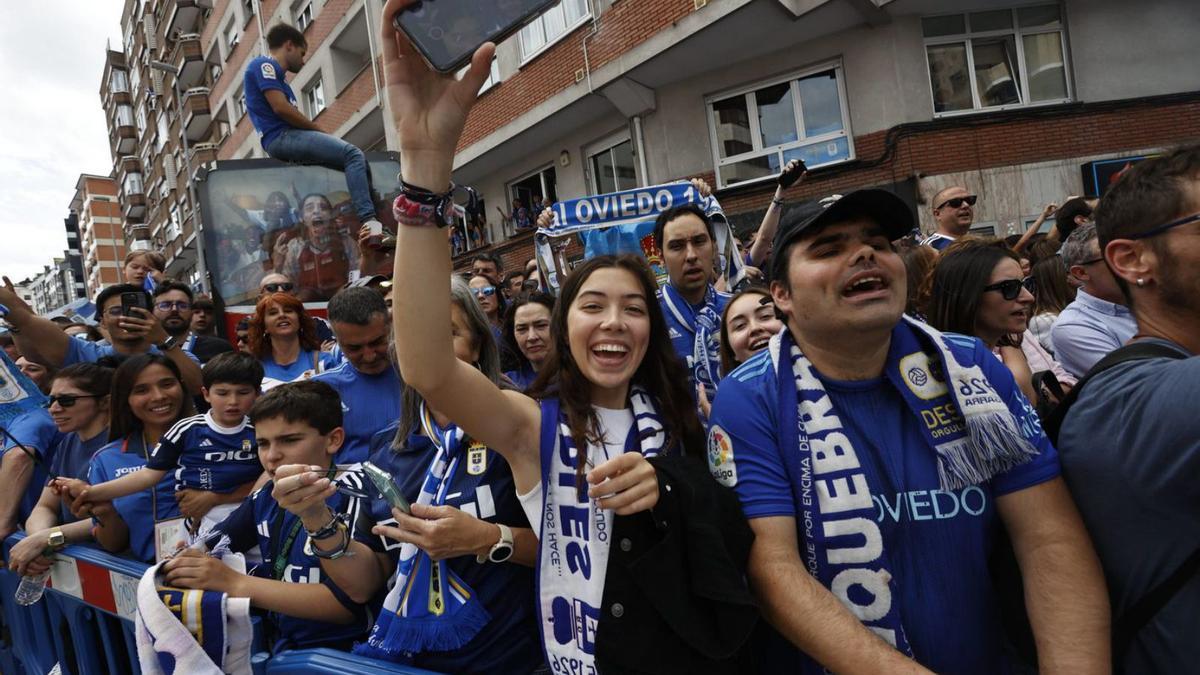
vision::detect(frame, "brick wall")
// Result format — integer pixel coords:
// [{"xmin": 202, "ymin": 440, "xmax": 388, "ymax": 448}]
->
[{"xmin": 457, "ymin": 0, "xmax": 696, "ymax": 153}]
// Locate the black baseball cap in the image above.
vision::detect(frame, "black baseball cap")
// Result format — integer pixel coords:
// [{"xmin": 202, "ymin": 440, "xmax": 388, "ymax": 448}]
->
[{"xmin": 770, "ymin": 189, "xmax": 915, "ymax": 281}]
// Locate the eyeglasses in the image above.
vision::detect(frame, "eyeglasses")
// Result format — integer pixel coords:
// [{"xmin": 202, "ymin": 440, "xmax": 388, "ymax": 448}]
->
[
  {"xmin": 983, "ymin": 278, "xmax": 1034, "ymax": 301},
  {"xmin": 155, "ymin": 301, "xmax": 191, "ymax": 312},
  {"xmin": 44, "ymin": 394, "xmax": 100, "ymax": 409},
  {"xmin": 936, "ymin": 195, "xmax": 978, "ymax": 210},
  {"xmin": 1127, "ymin": 211, "xmax": 1200, "ymax": 240},
  {"xmin": 473, "ymin": 286, "xmax": 497, "ymax": 298},
  {"xmin": 1076, "ymin": 257, "xmax": 1105, "ymax": 267},
  {"xmin": 262, "ymin": 282, "xmax": 295, "ymax": 293}
]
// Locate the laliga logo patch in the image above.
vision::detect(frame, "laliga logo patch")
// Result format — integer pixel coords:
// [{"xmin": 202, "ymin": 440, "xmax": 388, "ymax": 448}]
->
[
  {"xmin": 261, "ymin": 62, "xmax": 277, "ymax": 80},
  {"xmin": 899, "ymin": 352, "xmax": 947, "ymax": 400},
  {"xmin": 707, "ymin": 425, "xmax": 737, "ymax": 487}
]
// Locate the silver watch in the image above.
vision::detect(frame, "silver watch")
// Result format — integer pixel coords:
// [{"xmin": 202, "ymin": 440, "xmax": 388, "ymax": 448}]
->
[{"xmin": 478, "ymin": 523, "xmax": 514, "ymax": 564}]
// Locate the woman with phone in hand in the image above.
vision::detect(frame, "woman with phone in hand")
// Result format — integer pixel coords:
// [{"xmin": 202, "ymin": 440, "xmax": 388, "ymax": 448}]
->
[
  {"xmin": 374, "ymin": 4, "xmax": 758, "ymax": 670},
  {"xmin": 8, "ymin": 364, "xmax": 115, "ymax": 578}
]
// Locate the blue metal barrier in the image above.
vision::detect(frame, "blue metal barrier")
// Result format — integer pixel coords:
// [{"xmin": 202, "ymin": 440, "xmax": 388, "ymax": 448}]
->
[{"xmin": 1, "ymin": 534, "xmax": 443, "ymax": 674}]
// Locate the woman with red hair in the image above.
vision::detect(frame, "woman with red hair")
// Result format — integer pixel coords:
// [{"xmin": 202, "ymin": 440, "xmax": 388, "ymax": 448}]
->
[{"xmin": 247, "ymin": 292, "xmax": 336, "ymax": 389}]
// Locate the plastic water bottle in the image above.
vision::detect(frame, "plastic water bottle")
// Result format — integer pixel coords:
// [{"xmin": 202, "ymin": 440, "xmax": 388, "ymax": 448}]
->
[{"xmin": 14, "ymin": 569, "xmax": 50, "ymax": 606}]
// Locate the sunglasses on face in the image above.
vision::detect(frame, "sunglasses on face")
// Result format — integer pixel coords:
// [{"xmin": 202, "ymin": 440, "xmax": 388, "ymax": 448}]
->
[
  {"xmin": 155, "ymin": 301, "xmax": 191, "ymax": 312},
  {"xmin": 473, "ymin": 286, "xmax": 497, "ymax": 298},
  {"xmin": 262, "ymin": 282, "xmax": 295, "ymax": 293},
  {"xmin": 236, "ymin": 334, "xmax": 249, "ymax": 344},
  {"xmin": 521, "ymin": 280, "xmax": 540, "ymax": 291},
  {"xmin": 984, "ymin": 277, "xmax": 1035, "ymax": 301},
  {"xmin": 45, "ymin": 394, "xmax": 100, "ymax": 409},
  {"xmin": 936, "ymin": 195, "xmax": 978, "ymax": 210}
]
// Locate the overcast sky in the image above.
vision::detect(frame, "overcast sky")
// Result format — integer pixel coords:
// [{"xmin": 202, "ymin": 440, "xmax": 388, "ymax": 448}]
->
[{"xmin": 0, "ymin": 2, "xmax": 125, "ymax": 284}]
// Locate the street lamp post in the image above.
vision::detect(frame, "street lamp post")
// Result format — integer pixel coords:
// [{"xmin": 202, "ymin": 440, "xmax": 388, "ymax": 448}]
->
[{"xmin": 149, "ymin": 59, "xmax": 210, "ymax": 295}]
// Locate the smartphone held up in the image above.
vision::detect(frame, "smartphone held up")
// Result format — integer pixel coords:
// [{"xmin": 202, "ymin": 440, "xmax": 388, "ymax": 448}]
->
[{"xmin": 391, "ymin": 0, "xmax": 558, "ymax": 73}]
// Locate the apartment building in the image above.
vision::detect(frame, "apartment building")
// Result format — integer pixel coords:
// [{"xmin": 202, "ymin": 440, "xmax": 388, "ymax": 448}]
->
[
  {"xmin": 444, "ymin": 0, "xmax": 1200, "ymax": 270},
  {"xmin": 25, "ymin": 258, "xmax": 84, "ymax": 316},
  {"xmin": 69, "ymin": 174, "xmax": 127, "ymax": 298}
]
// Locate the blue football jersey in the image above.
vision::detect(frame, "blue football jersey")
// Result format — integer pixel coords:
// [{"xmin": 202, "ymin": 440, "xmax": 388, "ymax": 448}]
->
[
  {"xmin": 312, "ymin": 362, "xmax": 401, "ymax": 465},
  {"xmin": 89, "ymin": 435, "xmax": 182, "ymax": 563},
  {"xmin": 148, "ymin": 413, "xmax": 262, "ymax": 493}
]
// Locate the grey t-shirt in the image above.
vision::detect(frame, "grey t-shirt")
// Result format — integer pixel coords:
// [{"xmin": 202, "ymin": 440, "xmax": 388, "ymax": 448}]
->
[{"xmin": 1058, "ymin": 338, "xmax": 1198, "ymax": 673}]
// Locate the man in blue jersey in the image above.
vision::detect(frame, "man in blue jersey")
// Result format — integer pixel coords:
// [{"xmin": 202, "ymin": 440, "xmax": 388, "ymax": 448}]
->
[
  {"xmin": 163, "ymin": 381, "xmax": 373, "ymax": 653},
  {"xmin": 244, "ymin": 24, "xmax": 382, "ymax": 239},
  {"xmin": 313, "ymin": 287, "xmax": 399, "ymax": 465},
  {"xmin": 0, "ymin": 357, "xmax": 59, "ymax": 539},
  {"xmin": 707, "ymin": 189, "xmax": 1109, "ymax": 673},
  {"xmin": 921, "ymin": 185, "xmax": 976, "ymax": 250},
  {"xmin": 0, "ymin": 282, "xmax": 203, "ymax": 394},
  {"xmin": 654, "ymin": 203, "xmax": 728, "ymax": 396}
]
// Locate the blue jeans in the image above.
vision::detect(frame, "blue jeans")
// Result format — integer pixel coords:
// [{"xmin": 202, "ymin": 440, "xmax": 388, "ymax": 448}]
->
[{"xmin": 266, "ymin": 129, "xmax": 377, "ymax": 221}]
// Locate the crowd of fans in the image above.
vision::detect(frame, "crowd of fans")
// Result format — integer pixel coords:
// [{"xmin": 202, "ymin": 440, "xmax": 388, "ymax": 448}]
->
[{"xmin": 1, "ymin": 7, "xmax": 1196, "ymax": 674}]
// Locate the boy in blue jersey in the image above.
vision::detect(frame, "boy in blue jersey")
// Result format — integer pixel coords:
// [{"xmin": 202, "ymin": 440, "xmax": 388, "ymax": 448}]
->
[
  {"xmin": 244, "ymin": 24, "xmax": 383, "ymax": 241},
  {"xmin": 81, "ymin": 352, "xmax": 265, "ymax": 532},
  {"xmin": 707, "ymin": 190, "xmax": 1109, "ymax": 673},
  {"xmin": 162, "ymin": 381, "xmax": 373, "ymax": 653}
]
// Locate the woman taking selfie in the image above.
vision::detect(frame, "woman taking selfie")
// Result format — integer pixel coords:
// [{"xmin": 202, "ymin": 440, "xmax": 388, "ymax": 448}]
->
[{"xmin": 316, "ymin": 6, "xmax": 758, "ymax": 670}]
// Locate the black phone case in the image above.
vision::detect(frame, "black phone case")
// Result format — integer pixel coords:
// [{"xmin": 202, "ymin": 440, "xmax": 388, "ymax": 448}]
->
[{"xmin": 392, "ymin": 0, "xmax": 558, "ymax": 73}]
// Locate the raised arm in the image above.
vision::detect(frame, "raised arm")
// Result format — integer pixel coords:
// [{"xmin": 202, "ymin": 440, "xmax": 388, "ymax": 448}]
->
[
  {"xmin": 382, "ymin": 0, "xmax": 540, "ymax": 489},
  {"xmin": 1012, "ymin": 202, "xmax": 1057, "ymax": 253},
  {"xmin": 0, "ymin": 277, "xmax": 71, "ymax": 367},
  {"xmin": 748, "ymin": 159, "xmax": 806, "ymax": 267}
]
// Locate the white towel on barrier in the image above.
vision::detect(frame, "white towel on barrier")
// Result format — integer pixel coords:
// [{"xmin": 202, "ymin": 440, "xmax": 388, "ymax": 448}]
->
[{"xmin": 134, "ymin": 546, "xmax": 252, "ymax": 675}]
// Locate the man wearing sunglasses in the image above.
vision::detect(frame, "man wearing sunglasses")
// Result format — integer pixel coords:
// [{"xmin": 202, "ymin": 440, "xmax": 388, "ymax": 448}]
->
[
  {"xmin": 1057, "ymin": 145, "xmax": 1200, "ymax": 674},
  {"xmin": 1050, "ymin": 224, "xmax": 1136, "ymax": 378},
  {"xmin": 0, "ymin": 283, "xmax": 203, "ymax": 395},
  {"xmin": 257, "ymin": 273, "xmax": 336, "ymax": 344},
  {"xmin": 922, "ymin": 186, "xmax": 977, "ymax": 251},
  {"xmin": 152, "ymin": 281, "xmax": 234, "ymax": 365}
]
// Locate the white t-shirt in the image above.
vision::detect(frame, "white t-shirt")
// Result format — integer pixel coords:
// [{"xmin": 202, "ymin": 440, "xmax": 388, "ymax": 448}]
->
[{"xmin": 517, "ymin": 405, "xmax": 635, "ymax": 538}]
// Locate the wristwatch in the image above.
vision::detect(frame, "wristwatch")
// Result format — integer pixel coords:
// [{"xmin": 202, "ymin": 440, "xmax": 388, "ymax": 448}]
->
[
  {"xmin": 156, "ymin": 335, "xmax": 180, "ymax": 352},
  {"xmin": 478, "ymin": 524, "xmax": 514, "ymax": 564},
  {"xmin": 46, "ymin": 528, "xmax": 67, "ymax": 552}
]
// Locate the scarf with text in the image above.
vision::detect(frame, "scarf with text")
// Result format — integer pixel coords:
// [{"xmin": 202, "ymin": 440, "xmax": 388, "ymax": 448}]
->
[
  {"xmin": 772, "ymin": 317, "xmax": 1039, "ymax": 672},
  {"xmin": 537, "ymin": 386, "xmax": 668, "ymax": 670},
  {"xmin": 660, "ymin": 282, "xmax": 723, "ymax": 394},
  {"xmin": 354, "ymin": 403, "xmax": 490, "ymax": 660}
]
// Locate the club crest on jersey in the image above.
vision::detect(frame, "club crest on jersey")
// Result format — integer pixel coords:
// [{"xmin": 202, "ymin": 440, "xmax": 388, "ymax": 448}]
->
[
  {"xmin": 261, "ymin": 62, "xmax": 277, "ymax": 80},
  {"xmin": 243, "ymin": 439, "xmax": 252, "ymax": 453},
  {"xmin": 467, "ymin": 442, "xmax": 487, "ymax": 476},
  {"xmin": 707, "ymin": 424, "xmax": 737, "ymax": 487}
]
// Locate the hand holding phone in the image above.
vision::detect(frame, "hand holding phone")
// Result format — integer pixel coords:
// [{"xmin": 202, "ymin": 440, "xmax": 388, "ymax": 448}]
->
[
  {"xmin": 120, "ymin": 291, "xmax": 150, "ymax": 317},
  {"xmin": 362, "ymin": 461, "xmax": 412, "ymax": 515},
  {"xmin": 391, "ymin": 0, "xmax": 557, "ymax": 73}
]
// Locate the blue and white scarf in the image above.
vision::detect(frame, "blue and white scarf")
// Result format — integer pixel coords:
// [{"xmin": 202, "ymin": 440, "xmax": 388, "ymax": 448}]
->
[
  {"xmin": 354, "ymin": 403, "xmax": 490, "ymax": 659},
  {"xmin": 773, "ymin": 317, "xmax": 1038, "ymax": 672},
  {"xmin": 537, "ymin": 386, "xmax": 668, "ymax": 670},
  {"xmin": 660, "ymin": 282, "xmax": 723, "ymax": 394}
]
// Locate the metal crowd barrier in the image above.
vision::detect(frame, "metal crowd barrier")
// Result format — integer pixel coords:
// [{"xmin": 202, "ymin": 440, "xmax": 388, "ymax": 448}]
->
[{"xmin": 0, "ymin": 534, "xmax": 439, "ymax": 675}]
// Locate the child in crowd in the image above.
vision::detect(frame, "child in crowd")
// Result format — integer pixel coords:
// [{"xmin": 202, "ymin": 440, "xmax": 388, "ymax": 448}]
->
[
  {"xmin": 162, "ymin": 381, "xmax": 374, "ymax": 653},
  {"xmin": 80, "ymin": 352, "xmax": 265, "ymax": 534}
]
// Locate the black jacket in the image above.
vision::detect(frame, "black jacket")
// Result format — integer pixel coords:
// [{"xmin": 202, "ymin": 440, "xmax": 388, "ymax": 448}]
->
[{"xmin": 595, "ymin": 453, "xmax": 759, "ymax": 674}]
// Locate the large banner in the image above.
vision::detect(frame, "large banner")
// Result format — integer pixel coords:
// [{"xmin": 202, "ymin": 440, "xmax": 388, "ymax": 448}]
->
[
  {"xmin": 196, "ymin": 154, "xmax": 403, "ymax": 309},
  {"xmin": 535, "ymin": 182, "xmax": 744, "ymax": 292}
]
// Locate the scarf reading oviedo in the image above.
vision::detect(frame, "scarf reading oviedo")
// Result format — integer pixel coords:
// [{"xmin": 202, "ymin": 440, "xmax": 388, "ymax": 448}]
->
[
  {"xmin": 772, "ymin": 317, "xmax": 1039, "ymax": 671},
  {"xmin": 660, "ymin": 282, "xmax": 723, "ymax": 393},
  {"xmin": 354, "ymin": 403, "xmax": 490, "ymax": 660},
  {"xmin": 537, "ymin": 386, "xmax": 668, "ymax": 670}
]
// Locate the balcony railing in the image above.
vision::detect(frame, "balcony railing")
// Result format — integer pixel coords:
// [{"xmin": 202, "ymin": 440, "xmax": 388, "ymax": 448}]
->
[
  {"xmin": 172, "ymin": 34, "xmax": 204, "ymax": 88},
  {"xmin": 182, "ymin": 87, "xmax": 211, "ymax": 142},
  {"xmin": 164, "ymin": 0, "xmax": 213, "ymax": 38}
]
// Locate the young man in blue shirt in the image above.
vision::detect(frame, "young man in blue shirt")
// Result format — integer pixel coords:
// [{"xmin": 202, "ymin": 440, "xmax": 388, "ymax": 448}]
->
[
  {"xmin": 654, "ymin": 203, "xmax": 729, "ymax": 397},
  {"xmin": 162, "ymin": 381, "xmax": 373, "ymax": 653},
  {"xmin": 244, "ymin": 24, "xmax": 382, "ymax": 239},
  {"xmin": 708, "ymin": 189, "xmax": 1109, "ymax": 673},
  {"xmin": 312, "ymin": 287, "xmax": 400, "ymax": 465}
]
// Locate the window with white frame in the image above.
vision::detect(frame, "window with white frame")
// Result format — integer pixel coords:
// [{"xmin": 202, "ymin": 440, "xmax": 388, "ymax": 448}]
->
[
  {"xmin": 706, "ymin": 64, "xmax": 853, "ymax": 188},
  {"xmin": 110, "ymin": 70, "xmax": 129, "ymax": 94},
  {"xmin": 507, "ymin": 166, "xmax": 558, "ymax": 234},
  {"xmin": 923, "ymin": 5, "xmax": 1070, "ymax": 115},
  {"xmin": 588, "ymin": 135, "xmax": 638, "ymax": 194},
  {"xmin": 304, "ymin": 78, "xmax": 326, "ymax": 118},
  {"xmin": 296, "ymin": 1, "xmax": 313, "ymax": 32},
  {"xmin": 209, "ymin": 63, "xmax": 223, "ymax": 85},
  {"xmin": 225, "ymin": 22, "xmax": 240, "ymax": 56},
  {"xmin": 234, "ymin": 86, "xmax": 246, "ymax": 120},
  {"xmin": 519, "ymin": 0, "xmax": 589, "ymax": 60}
]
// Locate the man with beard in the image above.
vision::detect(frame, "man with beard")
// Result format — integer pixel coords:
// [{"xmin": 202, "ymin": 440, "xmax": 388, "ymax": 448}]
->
[
  {"xmin": 152, "ymin": 281, "xmax": 233, "ymax": 364},
  {"xmin": 311, "ymin": 287, "xmax": 399, "ymax": 464},
  {"xmin": 921, "ymin": 185, "xmax": 977, "ymax": 251},
  {"xmin": 0, "ymin": 282, "xmax": 202, "ymax": 394},
  {"xmin": 277, "ymin": 194, "xmax": 360, "ymax": 300}
]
